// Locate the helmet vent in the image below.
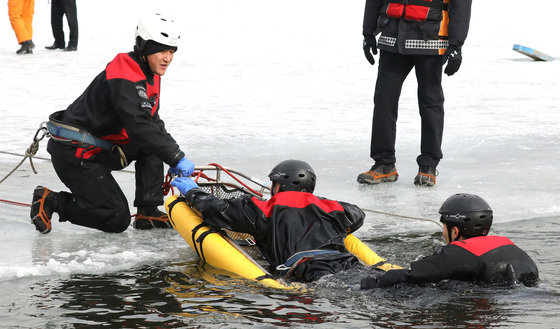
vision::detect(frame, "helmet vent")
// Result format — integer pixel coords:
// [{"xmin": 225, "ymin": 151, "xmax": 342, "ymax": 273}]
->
[{"xmin": 161, "ymin": 32, "xmax": 169, "ymax": 38}]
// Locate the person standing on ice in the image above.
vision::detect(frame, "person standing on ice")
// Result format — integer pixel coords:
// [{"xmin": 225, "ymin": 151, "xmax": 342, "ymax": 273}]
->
[
  {"xmin": 360, "ymin": 194, "xmax": 539, "ymax": 289},
  {"xmin": 8, "ymin": 0, "xmax": 35, "ymax": 54},
  {"xmin": 30, "ymin": 13, "xmax": 194, "ymax": 233},
  {"xmin": 171, "ymin": 160, "xmax": 400, "ymax": 283},
  {"xmin": 44, "ymin": 0, "xmax": 79, "ymax": 51},
  {"xmin": 357, "ymin": 0, "xmax": 472, "ymax": 186}
]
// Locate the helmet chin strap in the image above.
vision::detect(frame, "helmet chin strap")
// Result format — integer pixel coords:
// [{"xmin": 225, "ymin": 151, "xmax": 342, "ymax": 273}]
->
[{"xmin": 447, "ymin": 225, "xmax": 462, "ymax": 243}]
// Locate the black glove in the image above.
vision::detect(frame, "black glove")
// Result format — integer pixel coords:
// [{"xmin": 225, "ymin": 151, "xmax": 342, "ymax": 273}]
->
[
  {"xmin": 360, "ymin": 276, "xmax": 378, "ymax": 290},
  {"xmin": 444, "ymin": 45, "xmax": 462, "ymax": 76},
  {"xmin": 363, "ymin": 35, "xmax": 378, "ymax": 65}
]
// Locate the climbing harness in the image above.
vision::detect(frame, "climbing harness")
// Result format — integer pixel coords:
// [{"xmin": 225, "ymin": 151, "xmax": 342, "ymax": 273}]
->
[
  {"xmin": 47, "ymin": 111, "xmax": 114, "ymax": 151},
  {"xmin": 47, "ymin": 111, "xmax": 128, "ymax": 168},
  {"xmin": 276, "ymin": 250, "xmax": 342, "ymax": 273}
]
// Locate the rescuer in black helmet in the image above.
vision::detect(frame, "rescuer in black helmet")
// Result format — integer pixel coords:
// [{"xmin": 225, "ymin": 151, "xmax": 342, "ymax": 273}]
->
[
  {"xmin": 268, "ymin": 159, "xmax": 317, "ymax": 194},
  {"xmin": 171, "ymin": 159, "xmax": 398, "ymax": 282},
  {"xmin": 361, "ymin": 193, "xmax": 539, "ymax": 289},
  {"xmin": 439, "ymin": 193, "xmax": 493, "ymax": 243}
]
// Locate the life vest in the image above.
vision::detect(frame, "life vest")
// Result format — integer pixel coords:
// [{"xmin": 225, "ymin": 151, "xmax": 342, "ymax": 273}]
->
[{"xmin": 383, "ymin": 0, "xmax": 449, "ymax": 22}]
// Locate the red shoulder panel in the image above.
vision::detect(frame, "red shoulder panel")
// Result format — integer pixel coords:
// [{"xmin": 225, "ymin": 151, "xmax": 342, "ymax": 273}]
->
[
  {"xmin": 251, "ymin": 191, "xmax": 344, "ymax": 218},
  {"xmin": 451, "ymin": 236, "xmax": 514, "ymax": 256},
  {"xmin": 105, "ymin": 53, "xmax": 145, "ymax": 82}
]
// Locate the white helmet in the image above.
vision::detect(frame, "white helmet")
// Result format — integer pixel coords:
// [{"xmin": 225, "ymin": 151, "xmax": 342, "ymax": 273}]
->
[{"xmin": 135, "ymin": 13, "xmax": 180, "ymax": 48}]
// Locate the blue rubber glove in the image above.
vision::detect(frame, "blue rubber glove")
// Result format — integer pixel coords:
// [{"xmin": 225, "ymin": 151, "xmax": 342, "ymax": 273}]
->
[
  {"xmin": 171, "ymin": 177, "xmax": 199, "ymax": 195},
  {"xmin": 168, "ymin": 157, "xmax": 195, "ymax": 177}
]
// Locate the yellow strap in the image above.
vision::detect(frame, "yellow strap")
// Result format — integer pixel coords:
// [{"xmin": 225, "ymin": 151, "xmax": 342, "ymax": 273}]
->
[{"xmin": 344, "ymin": 234, "xmax": 403, "ymax": 270}]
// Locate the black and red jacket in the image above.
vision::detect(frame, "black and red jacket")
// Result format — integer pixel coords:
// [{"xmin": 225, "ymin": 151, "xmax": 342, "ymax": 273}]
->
[
  {"xmin": 59, "ymin": 51, "xmax": 184, "ymax": 166},
  {"xmin": 185, "ymin": 189, "xmax": 365, "ymax": 270},
  {"xmin": 363, "ymin": 0, "xmax": 472, "ymax": 55},
  {"xmin": 376, "ymin": 235, "xmax": 539, "ymax": 287}
]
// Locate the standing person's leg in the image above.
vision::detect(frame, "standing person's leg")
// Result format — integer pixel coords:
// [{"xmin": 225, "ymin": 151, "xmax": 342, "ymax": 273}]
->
[
  {"xmin": 8, "ymin": 0, "xmax": 26, "ymax": 43},
  {"xmin": 21, "ymin": 0, "xmax": 34, "ymax": 42},
  {"xmin": 358, "ymin": 50, "xmax": 414, "ymax": 184},
  {"xmin": 413, "ymin": 54, "xmax": 445, "ymax": 186},
  {"xmin": 61, "ymin": 0, "xmax": 78, "ymax": 49},
  {"xmin": 43, "ymin": 141, "xmax": 131, "ymax": 233},
  {"xmin": 8, "ymin": 0, "xmax": 33, "ymax": 54},
  {"xmin": 371, "ymin": 51, "xmax": 414, "ymax": 163},
  {"xmin": 47, "ymin": 0, "xmax": 66, "ymax": 49}
]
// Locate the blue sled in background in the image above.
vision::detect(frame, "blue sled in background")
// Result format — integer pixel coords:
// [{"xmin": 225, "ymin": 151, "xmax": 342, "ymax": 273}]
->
[{"xmin": 513, "ymin": 44, "xmax": 555, "ymax": 61}]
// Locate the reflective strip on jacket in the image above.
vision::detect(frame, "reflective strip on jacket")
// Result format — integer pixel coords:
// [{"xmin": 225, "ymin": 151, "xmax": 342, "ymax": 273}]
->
[{"xmin": 363, "ymin": 0, "xmax": 472, "ymax": 55}]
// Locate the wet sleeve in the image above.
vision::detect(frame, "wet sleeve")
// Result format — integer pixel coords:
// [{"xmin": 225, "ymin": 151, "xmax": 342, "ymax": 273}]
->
[
  {"xmin": 447, "ymin": 0, "xmax": 472, "ymax": 46},
  {"xmin": 377, "ymin": 246, "xmax": 473, "ymax": 286},
  {"xmin": 108, "ymin": 78, "xmax": 184, "ymax": 166},
  {"xmin": 339, "ymin": 201, "xmax": 365, "ymax": 233},
  {"xmin": 185, "ymin": 189, "xmax": 259, "ymax": 235},
  {"xmin": 363, "ymin": 0, "xmax": 384, "ymax": 36}
]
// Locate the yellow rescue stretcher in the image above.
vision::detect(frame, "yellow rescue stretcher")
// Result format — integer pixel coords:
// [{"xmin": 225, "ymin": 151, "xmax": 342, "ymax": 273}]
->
[{"xmin": 166, "ymin": 193, "xmax": 401, "ymax": 290}]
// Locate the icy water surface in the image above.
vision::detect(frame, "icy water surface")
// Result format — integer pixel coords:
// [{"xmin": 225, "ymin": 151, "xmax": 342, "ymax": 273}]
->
[{"xmin": 2, "ymin": 217, "xmax": 558, "ymax": 328}]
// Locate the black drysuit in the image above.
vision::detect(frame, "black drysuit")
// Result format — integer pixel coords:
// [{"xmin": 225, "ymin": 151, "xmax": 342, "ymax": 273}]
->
[
  {"xmin": 47, "ymin": 51, "xmax": 184, "ymax": 233},
  {"xmin": 371, "ymin": 235, "xmax": 539, "ymax": 287},
  {"xmin": 363, "ymin": 0, "xmax": 472, "ymax": 167},
  {"xmin": 184, "ymin": 189, "xmax": 366, "ymax": 282}
]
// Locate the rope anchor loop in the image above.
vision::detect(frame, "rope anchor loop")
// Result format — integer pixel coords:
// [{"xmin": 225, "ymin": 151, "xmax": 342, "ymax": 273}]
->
[{"xmin": 0, "ymin": 123, "xmax": 50, "ymax": 185}]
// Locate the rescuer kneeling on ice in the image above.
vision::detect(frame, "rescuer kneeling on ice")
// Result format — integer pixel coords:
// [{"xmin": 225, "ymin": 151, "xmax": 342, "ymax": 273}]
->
[{"xmin": 30, "ymin": 13, "xmax": 194, "ymax": 234}]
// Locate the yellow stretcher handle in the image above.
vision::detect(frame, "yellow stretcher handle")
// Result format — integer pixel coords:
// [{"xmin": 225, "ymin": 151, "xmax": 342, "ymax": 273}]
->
[{"xmin": 344, "ymin": 234, "xmax": 403, "ymax": 271}]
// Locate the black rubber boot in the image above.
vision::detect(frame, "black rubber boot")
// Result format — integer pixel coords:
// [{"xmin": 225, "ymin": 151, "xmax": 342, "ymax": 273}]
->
[{"xmin": 16, "ymin": 40, "xmax": 34, "ymax": 55}]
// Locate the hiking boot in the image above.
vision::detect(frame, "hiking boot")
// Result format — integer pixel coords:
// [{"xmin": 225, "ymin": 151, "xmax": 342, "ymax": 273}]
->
[
  {"xmin": 414, "ymin": 165, "xmax": 437, "ymax": 187},
  {"xmin": 133, "ymin": 207, "xmax": 172, "ymax": 229},
  {"xmin": 16, "ymin": 40, "xmax": 33, "ymax": 55},
  {"xmin": 30, "ymin": 186, "xmax": 57, "ymax": 234},
  {"xmin": 357, "ymin": 163, "xmax": 398, "ymax": 184}
]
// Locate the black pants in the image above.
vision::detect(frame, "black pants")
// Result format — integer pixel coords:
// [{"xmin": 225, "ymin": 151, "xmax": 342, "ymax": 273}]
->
[
  {"xmin": 50, "ymin": 0, "xmax": 78, "ymax": 48},
  {"xmin": 370, "ymin": 50, "xmax": 445, "ymax": 168},
  {"xmin": 47, "ymin": 139, "xmax": 164, "ymax": 233}
]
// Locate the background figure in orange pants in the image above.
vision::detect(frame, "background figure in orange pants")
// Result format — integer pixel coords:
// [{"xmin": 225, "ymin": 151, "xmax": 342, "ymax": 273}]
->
[{"xmin": 8, "ymin": 0, "xmax": 35, "ymax": 54}]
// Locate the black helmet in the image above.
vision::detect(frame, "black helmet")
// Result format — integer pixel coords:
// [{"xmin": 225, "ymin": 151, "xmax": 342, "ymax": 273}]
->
[
  {"xmin": 268, "ymin": 160, "xmax": 316, "ymax": 193},
  {"xmin": 439, "ymin": 193, "xmax": 493, "ymax": 238}
]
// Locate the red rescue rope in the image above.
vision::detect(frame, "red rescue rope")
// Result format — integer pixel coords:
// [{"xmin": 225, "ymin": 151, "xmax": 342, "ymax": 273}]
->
[
  {"xmin": 207, "ymin": 163, "xmax": 263, "ymax": 197},
  {"xmin": 0, "ymin": 199, "xmax": 31, "ymax": 207}
]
